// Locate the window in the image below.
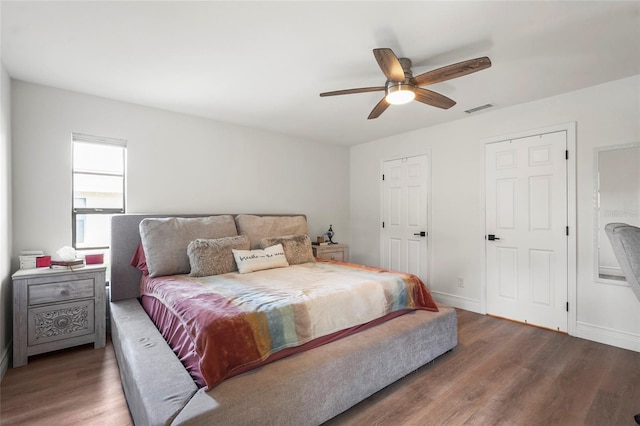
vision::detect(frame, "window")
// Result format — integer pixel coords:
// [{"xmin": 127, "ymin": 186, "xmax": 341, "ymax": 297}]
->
[
  {"xmin": 72, "ymin": 133, "xmax": 126, "ymax": 251},
  {"xmin": 74, "ymin": 198, "xmax": 86, "ymax": 243}
]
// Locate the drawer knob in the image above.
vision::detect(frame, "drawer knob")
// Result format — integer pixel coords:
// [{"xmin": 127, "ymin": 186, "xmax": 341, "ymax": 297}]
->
[{"xmin": 60, "ymin": 289, "xmax": 69, "ymax": 296}]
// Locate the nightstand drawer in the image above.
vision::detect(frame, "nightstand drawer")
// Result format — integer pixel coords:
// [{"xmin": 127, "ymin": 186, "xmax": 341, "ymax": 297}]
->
[
  {"xmin": 27, "ymin": 299, "xmax": 95, "ymax": 345},
  {"xmin": 28, "ymin": 279, "xmax": 95, "ymax": 305},
  {"xmin": 312, "ymin": 244, "xmax": 348, "ymax": 262},
  {"xmin": 317, "ymin": 250, "xmax": 344, "ymax": 261}
]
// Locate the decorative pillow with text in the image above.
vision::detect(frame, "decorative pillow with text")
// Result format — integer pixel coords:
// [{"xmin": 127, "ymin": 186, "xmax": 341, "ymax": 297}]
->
[{"xmin": 232, "ymin": 244, "xmax": 289, "ymax": 274}]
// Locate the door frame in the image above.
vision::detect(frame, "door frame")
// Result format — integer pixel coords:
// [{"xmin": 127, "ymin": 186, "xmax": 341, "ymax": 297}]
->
[
  {"xmin": 480, "ymin": 122, "xmax": 577, "ymax": 336},
  {"xmin": 379, "ymin": 151, "xmax": 432, "ymax": 287}
]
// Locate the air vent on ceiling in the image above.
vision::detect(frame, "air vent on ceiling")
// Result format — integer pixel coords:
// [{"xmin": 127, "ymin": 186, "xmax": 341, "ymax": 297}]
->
[{"xmin": 464, "ymin": 103, "xmax": 494, "ymax": 114}]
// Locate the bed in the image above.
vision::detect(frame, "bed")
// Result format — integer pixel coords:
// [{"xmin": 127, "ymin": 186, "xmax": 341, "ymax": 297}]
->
[{"xmin": 109, "ymin": 214, "xmax": 457, "ymax": 425}]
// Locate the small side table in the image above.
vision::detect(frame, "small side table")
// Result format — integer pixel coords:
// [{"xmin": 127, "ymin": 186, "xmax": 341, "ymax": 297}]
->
[
  {"xmin": 312, "ymin": 243, "xmax": 349, "ymax": 262},
  {"xmin": 12, "ymin": 265, "xmax": 106, "ymax": 367}
]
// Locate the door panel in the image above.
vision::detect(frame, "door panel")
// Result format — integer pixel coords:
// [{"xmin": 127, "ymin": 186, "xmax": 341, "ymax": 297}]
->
[
  {"xmin": 382, "ymin": 155, "xmax": 428, "ymax": 281},
  {"xmin": 497, "ymin": 179, "xmax": 516, "ymax": 229},
  {"xmin": 486, "ymin": 132, "xmax": 568, "ymax": 331},
  {"xmin": 529, "ymin": 175, "xmax": 552, "ymax": 230},
  {"xmin": 530, "ymin": 249, "xmax": 552, "ymax": 305}
]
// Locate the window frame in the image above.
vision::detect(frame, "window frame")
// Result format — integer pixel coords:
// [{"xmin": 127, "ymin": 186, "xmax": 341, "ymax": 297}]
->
[{"xmin": 71, "ymin": 133, "xmax": 127, "ymax": 251}]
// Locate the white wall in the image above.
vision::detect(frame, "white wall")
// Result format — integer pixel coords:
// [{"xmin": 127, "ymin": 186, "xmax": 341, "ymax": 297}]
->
[
  {"xmin": 1, "ymin": 62, "xmax": 12, "ymax": 378},
  {"xmin": 11, "ymin": 80, "xmax": 349, "ymax": 268},
  {"xmin": 350, "ymin": 75, "xmax": 640, "ymax": 351},
  {"xmin": 8, "ymin": 74, "xmax": 639, "ymax": 358}
]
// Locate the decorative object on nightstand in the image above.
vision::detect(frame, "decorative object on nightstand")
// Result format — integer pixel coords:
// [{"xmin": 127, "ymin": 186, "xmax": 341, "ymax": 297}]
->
[
  {"xmin": 326, "ymin": 224, "xmax": 336, "ymax": 244},
  {"xmin": 49, "ymin": 259, "xmax": 85, "ymax": 270},
  {"xmin": 84, "ymin": 253, "xmax": 104, "ymax": 265},
  {"xmin": 19, "ymin": 251, "xmax": 52, "ymax": 269},
  {"xmin": 312, "ymin": 243, "xmax": 348, "ymax": 262},
  {"xmin": 12, "ymin": 264, "xmax": 106, "ymax": 367}
]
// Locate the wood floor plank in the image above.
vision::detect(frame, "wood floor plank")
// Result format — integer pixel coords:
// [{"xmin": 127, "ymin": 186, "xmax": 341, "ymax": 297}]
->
[
  {"xmin": 586, "ymin": 389, "xmax": 625, "ymax": 426},
  {"xmin": 412, "ymin": 322, "xmax": 546, "ymax": 424},
  {"xmin": 329, "ymin": 310, "xmax": 640, "ymax": 426},
  {"xmin": 1, "ymin": 309, "xmax": 638, "ymax": 425},
  {"xmin": 591, "ymin": 347, "xmax": 640, "ymax": 424},
  {"xmin": 0, "ymin": 337, "xmax": 132, "ymax": 426}
]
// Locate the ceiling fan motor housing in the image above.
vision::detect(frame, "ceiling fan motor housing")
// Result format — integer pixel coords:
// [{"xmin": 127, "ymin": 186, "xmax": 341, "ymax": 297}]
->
[
  {"xmin": 398, "ymin": 58, "xmax": 414, "ymax": 79},
  {"xmin": 385, "ymin": 58, "xmax": 415, "ymax": 104}
]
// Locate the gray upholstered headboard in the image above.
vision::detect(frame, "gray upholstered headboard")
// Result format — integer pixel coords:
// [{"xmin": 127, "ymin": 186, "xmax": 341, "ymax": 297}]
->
[{"xmin": 110, "ymin": 213, "xmax": 307, "ymax": 301}]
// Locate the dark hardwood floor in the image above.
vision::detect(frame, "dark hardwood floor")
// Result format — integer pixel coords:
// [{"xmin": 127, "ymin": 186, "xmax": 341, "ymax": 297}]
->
[
  {"xmin": 0, "ymin": 336, "xmax": 132, "ymax": 425},
  {"xmin": 1, "ymin": 309, "xmax": 638, "ymax": 425},
  {"xmin": 328, "ymin": 310, "xmax": 640, "ymax": 425}
]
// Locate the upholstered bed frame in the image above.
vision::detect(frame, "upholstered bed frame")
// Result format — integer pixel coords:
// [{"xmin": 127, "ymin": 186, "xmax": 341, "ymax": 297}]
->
[{"xmin": 109, "ymin": 214, "xmax": 458, "ymax": 425}]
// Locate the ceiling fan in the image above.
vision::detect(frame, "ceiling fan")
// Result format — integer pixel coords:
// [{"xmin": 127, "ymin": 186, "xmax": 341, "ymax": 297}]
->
[{"xmin": 320, "ymin": 48, "xmax": 491, "ymax": 119}]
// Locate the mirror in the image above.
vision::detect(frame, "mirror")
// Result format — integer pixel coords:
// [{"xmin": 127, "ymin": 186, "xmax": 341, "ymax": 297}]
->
[{"xmin": 595, "ymin": 142, "xmax": 640, "ymax": 282}]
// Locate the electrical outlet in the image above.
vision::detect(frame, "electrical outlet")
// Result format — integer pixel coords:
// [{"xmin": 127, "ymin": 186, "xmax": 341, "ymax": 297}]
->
[{"xmin": 457, "ymin": 277, "xmax": 465, "ymax": 288}]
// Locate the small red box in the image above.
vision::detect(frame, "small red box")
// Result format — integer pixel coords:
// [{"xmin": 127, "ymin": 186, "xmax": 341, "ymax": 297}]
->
[
  {"xmin": 85, "ymin": 254, "xmax": 104, "ymax": 264},
  {"xmin": 36, "ymin": 256, "xmax": 51, "ymax": 268}
]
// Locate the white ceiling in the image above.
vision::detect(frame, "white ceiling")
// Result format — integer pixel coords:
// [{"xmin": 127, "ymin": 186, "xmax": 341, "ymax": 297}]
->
[{"xmin": 2, "ymin": 1, "xmax": 639, "ymax": 146}]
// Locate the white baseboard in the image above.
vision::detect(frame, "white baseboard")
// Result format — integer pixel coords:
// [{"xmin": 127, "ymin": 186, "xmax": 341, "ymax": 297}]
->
[
  {"xmin": 430, "ymin": 291, "xmax": 639, "ymax": 352},
  {"xmin": 431, "ymin": 291, "xmax": 482, "ymax": 313},
  {"xmin": 0, "ymin": 339, "xmax": 11, "ymax": 382},
  {"xmin": 576, "ymin": 321, "xmax": 640, "ymax": 352}
]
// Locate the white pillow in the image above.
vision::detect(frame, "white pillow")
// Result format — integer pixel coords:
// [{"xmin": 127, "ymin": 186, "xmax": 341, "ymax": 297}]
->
[{"xmin": 232, "ymin": 244, "xmax": 289, "ymax": 274}]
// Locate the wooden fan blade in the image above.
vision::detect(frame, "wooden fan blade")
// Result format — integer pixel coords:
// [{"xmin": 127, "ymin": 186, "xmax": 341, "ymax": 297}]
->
[
  {"xmin": 373, "ymin": 48, "xmax": 405, "ymax": 82},
  {"xmin": 368, "ymin": 98, "xmax": 390, "ymax": 119},
  {"xmin": 411, "ymin": 57, "xmax": 492, "ymax": 87},
  {"xmin": 414, "ymin": 88, "xmax": 456, "ymax": 109},
  {"xmin": 320, "ymin": 86, "xmax": 385, "ymax": 97}
]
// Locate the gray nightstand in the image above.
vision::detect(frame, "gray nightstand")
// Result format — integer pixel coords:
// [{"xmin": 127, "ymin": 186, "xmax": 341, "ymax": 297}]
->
[{"xmin": 12, "ymin": 265, "xmax": 106, "ymax": 367}]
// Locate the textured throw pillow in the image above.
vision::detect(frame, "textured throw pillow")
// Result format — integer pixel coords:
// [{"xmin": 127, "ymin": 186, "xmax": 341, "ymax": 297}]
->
[
  {"xmin": 139, "ymin": 215, "xmax": 238, "ymax": 277},
  {"xmin": 232, "ymin": 244, "xmax": 289, "ymax": 274},
  {"xmin": 188, "ymin": 235, "xmax": 250, "ymax": 277},
  {"xmin": 259, "ymin": 234, "xmax": 315, "ymax": 265},
  {"xmin": 235, "ymin": 215, "xmax": 308, "ymax": 249}
]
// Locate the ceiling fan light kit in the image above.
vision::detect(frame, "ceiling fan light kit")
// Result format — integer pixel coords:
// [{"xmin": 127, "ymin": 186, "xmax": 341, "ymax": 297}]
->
[
  {"xmin": 320, "ymin": 48, "xmax": 492, "ymax": 119},
  {"xmin": 385, "ymin": 83, "xmax": 415, "ymax": 105}
]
